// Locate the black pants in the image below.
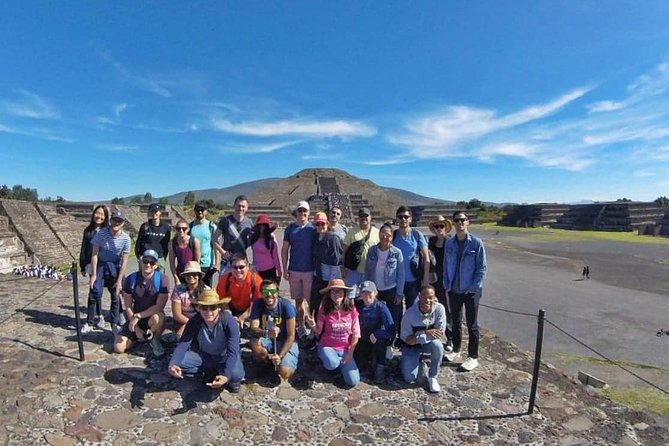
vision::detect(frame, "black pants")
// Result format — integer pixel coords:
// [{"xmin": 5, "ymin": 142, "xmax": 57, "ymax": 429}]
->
[
  {"xmin": 448, "ymin": 291, "xmax": 480, "ymax": 358},
  {"xmin": 434, "ymin": 281, "xmax": 452, "ymax": 340},
  {"xmin": 354, "ymin": 336, "xmax": 391, "ymax": 369}
]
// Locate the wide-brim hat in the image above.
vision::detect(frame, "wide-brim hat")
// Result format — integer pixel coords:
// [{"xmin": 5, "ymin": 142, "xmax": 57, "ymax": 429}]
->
[
  {"xmin": 320, "ymin": 278, "xmax": 353, "ymax": 294},
  {"xmin": 254, "ymin": 214, "xmax": 276, "ymax": 232},
  {"xmin": 429, "ymin": 215, "xmax": 453, "ymax": 234},
  {"xmin": 179, "ymin": 261, "xmax": 204, "ymax": 278},
  {"xmin": 192, "ymin": 289, "xmax": 231, "ymax": 307}
]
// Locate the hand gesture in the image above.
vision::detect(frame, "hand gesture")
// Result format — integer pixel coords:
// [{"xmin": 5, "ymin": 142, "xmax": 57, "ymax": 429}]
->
[
  {"xmin": 304, "ymin": 313, "xmax": 315, "ymax": 329},
  {"xmin": 168, "ymin": 365, "xmax": 183, "ymax": 379},
  {"xmin": 206, "ymin": 374, "xmax": 229, "ymax": 389},
  {"xmin": 268, "ymin": 326, "xmax": 280, "ymax": 339}
]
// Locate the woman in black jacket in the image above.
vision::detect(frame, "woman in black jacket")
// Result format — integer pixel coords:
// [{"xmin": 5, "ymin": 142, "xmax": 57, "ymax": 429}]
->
[{"xmin": 79, "ymin": 205, "xmax": 109, "ymax": 276}]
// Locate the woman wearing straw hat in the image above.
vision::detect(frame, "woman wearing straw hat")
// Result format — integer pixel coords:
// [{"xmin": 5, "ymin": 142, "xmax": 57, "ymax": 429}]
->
[
  {"xmin": 168, "ymin": 289, "xmax": 245, "ymax": 393},
  {"xmin": 428, "ymin": 215, "xmax": 454, "ymax": 351},
  {"xmin": 249, "ymin": 214, "xmax": 282, "ymax": 284},
  {"xmin": 170, "ymin": 261, "xmax": 208, "ymax": 339},
  {"xmin": 304, "ymin": 278, "xmax": 360, "ymax": 388}
]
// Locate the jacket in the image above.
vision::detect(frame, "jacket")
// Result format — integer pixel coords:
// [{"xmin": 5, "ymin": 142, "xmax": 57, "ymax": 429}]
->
[
  {"xmin": 443, "ymin": 232, "xmax": 487, "ymax": 295},
  {"xmin": 364, "ymin": 244, "xmax": 405, "ymax": 298}
]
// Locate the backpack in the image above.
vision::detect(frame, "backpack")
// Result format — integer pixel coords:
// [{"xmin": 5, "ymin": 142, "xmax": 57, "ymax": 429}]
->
[
  {"xmin": 343, "ymin": 229, "xmax": 372, "ymax": 270},
  {"xmin": 128, "ymin": 270, "xmax": 163, "ymax": 298}
]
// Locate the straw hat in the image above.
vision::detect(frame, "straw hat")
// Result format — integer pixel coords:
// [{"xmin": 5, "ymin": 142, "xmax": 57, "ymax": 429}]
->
[
  {"xmin": 192, "ymin": 289, "xmax": 231, "ymax": 307},
  {"xmin": 319, "ymin": 278, "xmax": 353, "ymax": 294},
  {"xmin": 179, "ymin": 261, "xmax": 204, "ymax": 278},
  {"xmin": 429, "ymin": 215, "xmax": 453, "ymax": 234}
]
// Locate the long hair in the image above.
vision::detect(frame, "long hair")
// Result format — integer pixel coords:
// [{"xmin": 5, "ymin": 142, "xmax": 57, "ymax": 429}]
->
[
  {"xmin": 85, "ymin": 205, "xmax": 109, "ymax": 233},
  {"xmin": 321, "ymin": 290, "xmax": 354, "ymax": 315},
  {"xmin": 249, "ymin": 224, "xmax": 273, "ymax": 251}
]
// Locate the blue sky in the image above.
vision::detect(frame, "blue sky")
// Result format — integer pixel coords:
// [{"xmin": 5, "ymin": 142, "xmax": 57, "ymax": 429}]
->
[{"xmin": 1, "ymin": 2, "xmax": 669, "ymax": 204}]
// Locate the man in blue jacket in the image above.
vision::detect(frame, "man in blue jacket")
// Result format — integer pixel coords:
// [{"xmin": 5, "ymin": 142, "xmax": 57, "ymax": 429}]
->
[{"xmin": 443, "ymin": 211, "xmax": 487, "ymax": 371}]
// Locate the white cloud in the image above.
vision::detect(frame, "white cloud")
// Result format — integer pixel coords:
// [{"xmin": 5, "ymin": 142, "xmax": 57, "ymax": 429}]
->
[
  {"xmin": 98, "ymin": 144, "xmax": 138, "ymax": 152},
  {"xmin": 2, "ymin": 90, "xmax": 60, "ymax": 119},
  {"xmin": 633, "ymin": 170, "xmax": 656, "ymax": 177},
  {"xmin": 0, "ymin": 121, "xmax": 72, "ymax": 143},
  {"xmin": 587, "ymin": 100, "xmax": 625, "ymax": 113},
  {"xmin": 97, "ymin": 48, "xmax": 171, "ymax": 98},
  {"xmin": 211, "ymin": 118, "xmax": 376, "ymax": 138},
  {"xmin": 221, "ymin": 140, "xmax": 301, "ymax": 154},
  {"xmin": 95, "ymin": 103, "xmax": 128, "ymax": 126}
]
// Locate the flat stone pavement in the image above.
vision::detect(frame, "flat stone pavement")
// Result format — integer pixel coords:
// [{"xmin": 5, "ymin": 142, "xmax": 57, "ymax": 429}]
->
[{"xmin": 0, "ymin": 276, "xmax": 667, "ymax": 445}]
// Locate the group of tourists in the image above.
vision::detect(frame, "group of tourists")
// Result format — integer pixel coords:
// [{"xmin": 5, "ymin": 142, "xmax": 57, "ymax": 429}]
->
[
  {"xmin": 78, "ymin": 196, "xmax": 487, "ymax": 394},
  {"xmin": 13, "ymin": 263, "xmax": 65, "ymax": 280}
]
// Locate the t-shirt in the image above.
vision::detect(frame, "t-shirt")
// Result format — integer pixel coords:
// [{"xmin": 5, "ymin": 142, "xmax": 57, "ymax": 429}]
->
[
  {"xmin": 343, "ymin": 226, "xmax": 380, "ymax": 274},
  {"xmin": 217, "ymin": 215, "xmax": 253, "ymax": 255},
  {"xmin": 190, "ymin": 220, "xmax": 215, "ymax": 268},
  {"xmin": 216, "ymin": 270, "xmax": 263, "ymax": 313},
  {"xmin": 249, "ymin": 297, "xmax": 297, "ymax": 343},
  {"xmin": 122, "ymin": 271, "xmax": 169, "ymax": 313},
  {"xmin": 135, "ymin": 220, "xmax": 171, "ymax": 259},
  {"xmin": 283, "ymin": 222, "xmax": 316, "ymax": 272},
  {"xmin": 393, "ymin": 228, "xmax": 427, "ymax": 282},
  {"xmin": 251, "ymin": 235, "xmax": 280, "ymax": 273},
  {"xmin": 316, "ymin": 306, "xmax": 360, "ymax": 351},
  {"xmin": 170, "ymin": 283, "xmax": 210, "ymax": 319},
  {"xmin": 374, "ymin": 248, "xmax": 391, "ymax": 291},
  {"xmin": 91, "ymin": 227, "xmax": 131, "ymax": 264}
]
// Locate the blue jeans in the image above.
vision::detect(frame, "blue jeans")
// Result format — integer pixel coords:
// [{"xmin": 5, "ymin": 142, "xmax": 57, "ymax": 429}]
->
[
  {"xmin": 317, "ymin": 346, "xmax": 360, "ymax": 387},
  {"xmin": 344, "ymin": 268, "xmax": 364, "ymax": 298},
  {"xmin": 178, "ymin": 350, "xmax": 245, "ymax": 384},
  {"xmin": 89, "ymin": 265, "xmax": 122, "ymax": 325},
  {"xmin": 259, "ymin": 338, "xmax": 299, "ymax": 371},
  {"xmin": 401, "ymin": 340, "xmax": 444, "ymax": 383}
]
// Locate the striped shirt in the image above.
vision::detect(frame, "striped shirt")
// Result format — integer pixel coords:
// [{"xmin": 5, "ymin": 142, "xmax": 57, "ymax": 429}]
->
[{"xmin": 91, "ymin": 227, "xmax": 131, "ymax": 264}]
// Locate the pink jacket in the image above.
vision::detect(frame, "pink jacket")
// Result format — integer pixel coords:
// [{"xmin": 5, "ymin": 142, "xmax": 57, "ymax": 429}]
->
[{"xmin": 316, "ymin": 306, "xmax": 360, "ymax": 351}]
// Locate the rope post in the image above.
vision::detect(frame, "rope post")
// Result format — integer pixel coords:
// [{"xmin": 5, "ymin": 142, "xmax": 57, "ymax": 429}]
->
[
  {"xmin": 71, "ymin": 262, "xmax": 85, "ymax": 361},
  {"xmin": 527, "ymin": 309, "xmax": 545, "ymax": 414}
]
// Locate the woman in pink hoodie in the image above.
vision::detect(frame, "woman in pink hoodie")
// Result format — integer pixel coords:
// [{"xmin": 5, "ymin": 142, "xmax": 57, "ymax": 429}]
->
[{"xmin": 305, "ymin": 278, "xmax": 360, "ymax": 387}]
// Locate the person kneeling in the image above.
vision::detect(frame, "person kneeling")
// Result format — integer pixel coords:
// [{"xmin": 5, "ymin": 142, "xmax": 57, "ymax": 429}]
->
[
  {"xmin": 167, "ymin": 289, "xmax": 245, "ymax": 393},
  {"xmin": 400, "ymin": 285, "xmax": 447, "ymax": 393},
  {"xmin": 354, "ymin": 281, "xmax": 394, "ymax": 383},
  {"xmin": 249, "ymin": 280, "xmax": 299, "ymax": 384},
  {"xmin": 305, "ymin": 279, "xmax": 360, "ymax": 388},
  {"xmin": 114, "ymin": 250, "xmax": 168, "ymax": 356}
]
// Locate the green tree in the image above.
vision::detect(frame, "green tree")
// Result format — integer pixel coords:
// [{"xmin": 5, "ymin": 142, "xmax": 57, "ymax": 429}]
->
[
  {"xmin": 158, "ymin": 197, "xmax": 169, "ymax": 205},
  {"xmin": 111, "ymin": 197, "xmax": 125, "ymax": 204},
  {"xmin": 130, "ymin": 195, "xmax": 142, "ymax": 204},
  {"xmin": 655, "ymin": 196, "xmax": 669, "ymax": 208},
  {"xmin": 55, "ymin": 196, "xmax": 64, "ymax": 203},
  {"xmin": 616, "ymin": 197, "xmax": 632, "ymax": 202},
  {"xmin": 456, "ymin": 200, "xmax": 467, "ymax": 208},
  {"xmin": 467, "ymin": 198, "xmax": 484, "ymax": 210},
  {"xmin": 11, "ymin": 184, "xmax": 38, "ymax": 202},
  {"xmin": 0, "ymin": 185, "xmax": 10, "ymax": 198},
  {"xmin": 183, "ymin": 191, "xmax": 195, "ymax": 206},
  {"xmin": 143, "ymin": 192, "xmax": 153, "ymax": 203}
]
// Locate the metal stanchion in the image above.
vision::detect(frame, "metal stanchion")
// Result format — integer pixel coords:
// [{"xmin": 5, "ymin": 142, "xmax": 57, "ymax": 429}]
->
[
  {"xmin": 71, "ymin": 261, "xmax": 85, "ymax": 361},
  {"xmin": 527, "ymin": 309, "xmax": 545, "ymax": 414}
]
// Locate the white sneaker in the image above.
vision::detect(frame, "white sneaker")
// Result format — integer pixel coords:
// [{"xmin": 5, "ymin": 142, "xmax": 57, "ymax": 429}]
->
[
  {"xmin": 296, "ymin": 323, "xmax": 309, "ymax": 339},
  {"xmin": 94, "ymin": 318, "xmax": 106, "ymax": 331},
  {"xmin": 460, "ymin": 357, "xmax": 479, "ymax": 371},
  {"xmin": 445, "ymin": 342, "xmax": 453, "ymax": 353},
  {"xmin": 428, "ymin": 377, "xmax": 441, "ymax": 393},
  {"xmin": 385, "ymin": 346, "xmax": 394, "ymax": 360},
  {"xmin": 81, "ymin": 323, "xmax": 94, "ymax": 334},
  {"xmin": 443, "ymin": 351, "xmax": 461, "ymax": 362}
]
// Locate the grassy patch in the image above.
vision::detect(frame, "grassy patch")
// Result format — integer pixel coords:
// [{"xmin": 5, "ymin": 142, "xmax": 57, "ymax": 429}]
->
[
  {"xmin": 602, "ymin": 387, "xmax": 669, "ymax": 415},
  {"xmin": 553, "ymin": 353, "xmax": 668, "ymax": 371},
  {"xmin": 483, "ymin": 223, "xmax": 669, "ymax": 245}
]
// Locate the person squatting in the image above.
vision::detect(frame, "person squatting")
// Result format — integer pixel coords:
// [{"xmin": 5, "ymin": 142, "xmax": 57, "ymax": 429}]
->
[{"xmin": 79, "ymin": 202, "xmax": 487, "ymax": 394}]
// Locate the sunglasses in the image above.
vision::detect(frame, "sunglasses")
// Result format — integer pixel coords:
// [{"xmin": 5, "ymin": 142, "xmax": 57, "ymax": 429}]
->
[
  {"xmin": 453, "ymin": 218, "xmax": 468, "ymax": 223},
  {"xmin": 231, "ymin": 264, "xmax": 246, "ymax": 270},
  {"xmin": 262, "ymin": 288, "xmax": 278, "ymax": 296},
  {"xmin": 331, "ymin": 211, "xmax": 341, "ymax": 216},
  {"xmin": 176, "ymin": 227, "xmax": 188, "ymax": 232},
  {"xmin": 315, "ymin": 222, "xmax": 327, "ymax": 227},
  {"xmin": 198, "ymin": 306, "xmax": 217, "ymax": 312},
  {"xmin": 396, "ymin": 215, "xmax": 411, "ymax": 220},
  {"xmin": 433, "ymin": 224, "xmax": 446, "ymax": 229},
  {"xmin": 183, "ymin": 273, "xmax": 199, "ymax": 278},
  {"xmin": 142, "ymin": 260, "xmax": 157, "ymax": 266}
]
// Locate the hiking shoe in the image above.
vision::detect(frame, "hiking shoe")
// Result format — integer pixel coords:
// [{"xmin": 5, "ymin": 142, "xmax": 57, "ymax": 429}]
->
[
  {"xmin": 81, "ymin": 323, "xmax": 94, "ymax": 334},
  {"xmin": 373, "ymin": 365, "xmax": 386, "ymax": 384},
  {"xmin": 444, "ymin": 341, "xmax": 453, "ymax": 353},
  {"xmin": 150, "ymin": 336, "xmax": 165, "ymax": 357},
  {"xmin": 144, "ymin": 329, "xmax": 154, "ymax": 342},
  {"xmin": 94, "ymin": 318, "xmax": 106, "ymax": 331},
  {"xmin": 443, "ymin": 351, "xmax": 461, "ymax": 363},
  {"xmin": 428, "ymin": 377, "xmax": 441, "ymax": 393},
  {"xmin": 385, "ymin": 346, "xmax": 394, "ymax": 361},
  {"xmin": 460, "ymin": 358, "xmax": 479, "ymax": 371},
  {"xmin": 227, "ymin": 381, "xmax": 241, "ymax": 393}
]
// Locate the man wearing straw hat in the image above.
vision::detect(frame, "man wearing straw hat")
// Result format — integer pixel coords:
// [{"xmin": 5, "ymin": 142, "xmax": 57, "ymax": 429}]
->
[{"xmin": 168, "ymin": 289, "xmax": 245, "ymax": 393}]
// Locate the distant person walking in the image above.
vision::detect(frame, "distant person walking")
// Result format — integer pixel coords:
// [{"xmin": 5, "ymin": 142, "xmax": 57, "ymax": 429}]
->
[
  {"xmin": 135, "ymin": 203, "xmax": 171, "ymax": 272},
  {"xmin": 443, "ymin": 210, "xmax": 487, "ymax": 371},
  {"xmin": 582, "ymin": 266, "xmax": 587, "ymax": 280},
  {"xmin": 585, "ymin": 265, "xmax": 590, "ymax": 280},
  {"xmin": 214, "ymin": 195, "xmax": 253, "ymax": 275}
]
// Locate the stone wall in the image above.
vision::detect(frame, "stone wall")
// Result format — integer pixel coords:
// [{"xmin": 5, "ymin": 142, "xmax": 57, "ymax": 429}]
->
[
  {"xmin": 36, "ymin": 203, "xmax": 87, "ymax": 260},
  {"xmin": 0, "ymin": 215, "xmax": 27, "ymax": 273},
  {"xmin": 0, "ymin": 199, "xmax": 72, "ymax": 265}
]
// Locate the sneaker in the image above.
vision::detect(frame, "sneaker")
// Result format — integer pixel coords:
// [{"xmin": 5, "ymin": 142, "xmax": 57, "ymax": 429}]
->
[
  {"xmin": 460, "ymin": 357, "xmax": 479, "ymax": 371},
  {"xmin": 118, "ymin": 313, "xmax": 127, "ymax": 326},
  {"xmin": 227, "ymin": 381, "xmax": 241, "ymax": 393},
  {"xmin": 385, "ymin": 346, "xmax": 394, "ymax": 361},
  {"xmin": 144, "ymin": 329, "xmax": 154, "ymax": 342},
  {"xmin": 81, "ymin": 323, "xmax": 94, "ymax": 334},
  {"xmin": 150, "ymin": 336, "xmax": 165, "ymax": 357},
  {"xmin": 428, "ymin": 377, "xmax": 441, "ymax": 393},
  {"xmin": 111, "ymin": 324, "xmax": 121, "ymax": 336},
  {"xmin": 443, "ymin": 351, "xmax": 461, "ymax": 362},
  {"xmin": 445, "ymin": 341, "xmax": 453, "ymax": 353},
  {"xmin": 373, "ymin": 364, "xmax": 386, "ymax": 384},
  {"xmin": 94, "ymin": 318, "xmax": 106, "ymax": 331}
]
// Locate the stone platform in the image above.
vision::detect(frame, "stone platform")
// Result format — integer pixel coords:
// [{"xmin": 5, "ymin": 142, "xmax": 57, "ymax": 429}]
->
[{"xmin": 0, "ymin": 276, "xmax": 666, "ymax": 445}]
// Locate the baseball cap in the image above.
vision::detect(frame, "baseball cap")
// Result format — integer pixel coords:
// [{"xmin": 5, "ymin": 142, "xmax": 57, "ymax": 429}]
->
[
  {"xmin": 359, "ymin": 280, "xmax": 377, "ymax": 294},
  {"xmin": 148, "ymin": 203, "xmax": 160, "ymax": 213},
  {"xmin": 295, "ymin": 200, "xmax": 310, "ymax": 212},
  {"xmin": 141, "ymin": 249, "xmax": 160, "ymax": 262},
  {"xmin": 110, "ymin": 211, "xmax": 125, "ymax": 221},
  {"xmin": 358, "ymin": 207, "xmax": 371, "ymax": 217}
]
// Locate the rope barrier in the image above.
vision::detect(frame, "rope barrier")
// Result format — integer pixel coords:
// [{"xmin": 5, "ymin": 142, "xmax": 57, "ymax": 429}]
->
[{"xmin": 479, "ymin": 302, "xmax": 536, "ymax": 317}]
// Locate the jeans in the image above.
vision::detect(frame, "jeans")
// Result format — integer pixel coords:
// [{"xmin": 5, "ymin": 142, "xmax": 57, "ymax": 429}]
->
[
  {"xmin": 377, "ymin": 287, "xmax": 400, "ymax": 342},
  {"xmin": 401, "ymin": 340, "xmax": 444, "ymax": 382},
  {"xmin": 448, "ymin": 291, "xmax": 480, "ymax": 358},
  {"xmin": 88, "ymin": 266, "xmax": 122, "ymax": 325},
  {"xmin": 344, "ymin": 268, "xmax": 364, "ymax": 298},
  {"xmin": 317, "ymin": 346, "xmax": 360, "ymax": 387},
  {"xmin": 178, "ymin": 350, "xmax": 245, "ymax": 384},
  {"xmin": 434, "ymin": 281, "xmax": 452, "ymax": 340}
]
